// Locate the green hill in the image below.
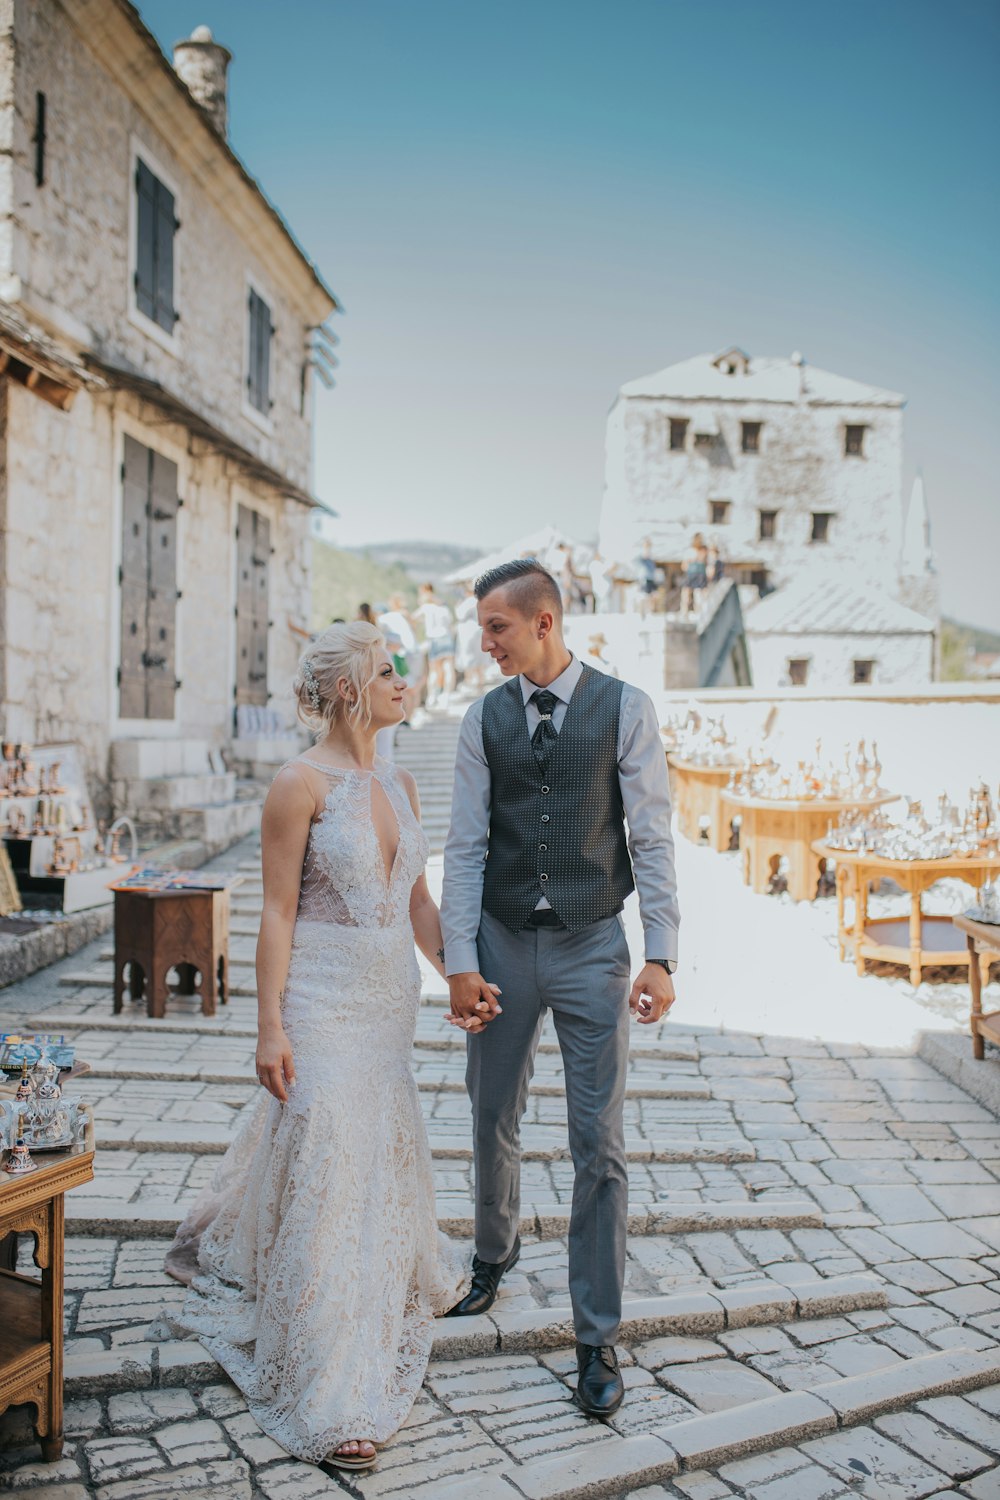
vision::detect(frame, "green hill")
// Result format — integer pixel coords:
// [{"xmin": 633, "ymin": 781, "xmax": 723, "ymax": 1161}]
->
[{"xmin": 310, "ymin": 540, "xmax": 415, "ymax": 631}]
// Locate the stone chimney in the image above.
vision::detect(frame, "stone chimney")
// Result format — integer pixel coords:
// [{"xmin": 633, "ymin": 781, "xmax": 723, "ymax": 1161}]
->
[{"xmin": 173, "ymin": 26, "xmax": 232, "ymax": 138}]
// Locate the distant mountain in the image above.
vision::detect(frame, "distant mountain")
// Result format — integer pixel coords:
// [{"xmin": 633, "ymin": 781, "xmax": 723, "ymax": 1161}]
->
[{"xmin": 348, "ymin": 539, "xmax": 483, "ymax": 588}]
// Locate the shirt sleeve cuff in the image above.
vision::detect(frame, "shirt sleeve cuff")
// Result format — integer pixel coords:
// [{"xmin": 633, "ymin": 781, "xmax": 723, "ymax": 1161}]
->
[
  {"xmin": 444, "ymin": 941, "xmax": 481, "ymax": 977},
  {"xmin": 643, "ymin": 928, "xmax": 679, "ymax": 964}
]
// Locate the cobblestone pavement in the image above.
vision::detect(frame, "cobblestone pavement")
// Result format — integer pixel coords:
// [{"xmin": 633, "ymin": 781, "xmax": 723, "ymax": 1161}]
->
[{"xmin": 3, "ymin": 761, "xmax": 1000, "ymax": 1496}]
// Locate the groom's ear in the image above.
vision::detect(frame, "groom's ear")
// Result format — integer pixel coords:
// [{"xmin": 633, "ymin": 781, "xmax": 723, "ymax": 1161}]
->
[{"xmin": 536, "ymin": 609, "xmax": 555, "ymax": 640}]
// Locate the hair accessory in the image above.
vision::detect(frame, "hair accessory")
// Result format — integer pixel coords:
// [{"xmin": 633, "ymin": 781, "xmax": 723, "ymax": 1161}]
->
[{"xmin": 301, "ymin": 658, "xmax": 321, "ymax": 710}]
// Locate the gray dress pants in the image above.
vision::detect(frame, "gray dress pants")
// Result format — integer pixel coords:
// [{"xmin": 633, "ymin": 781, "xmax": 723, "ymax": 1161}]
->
[{"xmin": 468, "ymin": 909, "xmax": 631, "ymax": 1346}]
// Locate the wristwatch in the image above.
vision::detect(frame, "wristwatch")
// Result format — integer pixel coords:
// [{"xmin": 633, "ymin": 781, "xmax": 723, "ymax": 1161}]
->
[{"xmin": 648, "ymin": 959, "xmax": 676, "ymax": 975}]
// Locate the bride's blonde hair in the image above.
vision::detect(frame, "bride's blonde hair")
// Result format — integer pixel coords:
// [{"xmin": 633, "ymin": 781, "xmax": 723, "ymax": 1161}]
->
[{"xmin": 293, "ymin": 622, "xmax": 386, "ymax": 738}]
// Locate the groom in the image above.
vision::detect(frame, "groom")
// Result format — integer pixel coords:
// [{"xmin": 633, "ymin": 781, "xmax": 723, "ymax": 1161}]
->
[{"xmin": 440, "ymin": 558, "xmax": 680, "ymax": 1417}]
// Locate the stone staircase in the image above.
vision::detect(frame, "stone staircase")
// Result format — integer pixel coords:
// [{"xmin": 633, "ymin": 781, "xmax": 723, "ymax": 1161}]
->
[
  {"xmin": 394, "ymin": 708, "xmax": 464, "ymax": 853},
  {"xmin": 110, "ymin": 738, "xmax": 265, "ymax": 859},
  {"xmin": 3, "ymin": 712, "xmax": 1000, "ymax": 1496}
]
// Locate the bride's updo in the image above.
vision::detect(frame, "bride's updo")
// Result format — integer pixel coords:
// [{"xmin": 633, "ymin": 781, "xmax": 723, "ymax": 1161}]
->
[{"xmin": 293, "ymin": 622, "xmax": 387, "ymax": 738}]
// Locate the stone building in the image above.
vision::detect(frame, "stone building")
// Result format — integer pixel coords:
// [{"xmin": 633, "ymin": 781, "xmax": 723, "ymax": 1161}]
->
[
  {"xmin": 0, "ymin": 2, "xmax": 337, "ymax": 842},
  {"xmin": 599, "ymin": 346, "xmax": 939, "ymax": 688}
]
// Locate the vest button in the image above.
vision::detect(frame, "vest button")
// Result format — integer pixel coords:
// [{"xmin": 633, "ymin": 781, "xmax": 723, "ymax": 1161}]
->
[
  {"xmin": 539, "ymin": 844, "xmax": 547, "ymax": 852},
  {"xmin": 541, "ymin": 785, "xmax": 550, "ymax": 794},
  {"xmin": 539, "ymin": 873, "xmax": 548, "ymax": 881},
  {"xmin": 541, "ymin": 814, "xmax": 550, "ymax": 822}
]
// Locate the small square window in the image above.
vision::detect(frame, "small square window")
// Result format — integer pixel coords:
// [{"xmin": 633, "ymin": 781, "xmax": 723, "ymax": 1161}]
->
[
  {"xmin": 741, "ymin": 421, "xmax": 762, "ymax": 453},
  {"xmin": 669, "ymin": 418, "xmax": 688, "ymax": 451},
  {"xmin": 788, "ymin": 658, "xmax": 809, "ymax": 686},
  {"xmin": 811, "ymin": 512, "xmax": 833, "ymax": 543},
  {"xmin": 853, "ymin": 659, "xmax": 875, "ymax": 684},
  {"xmin": 844, "ymin": 424, "xmax": 866, "ymax": 457},
  {"xmin": 709, "ymin": 500, "xmax": 731, "ymax": 526},
  {"xmin": 758, "ymin": 509, "xmax": 777, "ymax": 541}
]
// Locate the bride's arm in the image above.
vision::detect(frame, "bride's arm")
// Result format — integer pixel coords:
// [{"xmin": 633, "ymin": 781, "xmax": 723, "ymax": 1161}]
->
[
  {"xmin": 256, "ymin": 765, "xmax": 314, "ymax": 1101},
  {"xmin": 401, "ymin": 770, "xmax": 498, "ymax": 1032}
]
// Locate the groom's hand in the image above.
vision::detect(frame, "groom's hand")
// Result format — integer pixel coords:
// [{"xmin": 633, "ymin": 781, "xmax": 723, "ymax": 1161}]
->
[
  {"xmin": 629, "ymin": 963, "xmax": 676, "ymax": 1026},
  {"xmin": 448, "ymin": 971, "xmax": 503, "ymax": 1032}
]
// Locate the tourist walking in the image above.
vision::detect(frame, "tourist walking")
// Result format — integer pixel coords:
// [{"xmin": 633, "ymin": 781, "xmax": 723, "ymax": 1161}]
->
[
  {"xmin": 455, "ymin": 581, "xmax": 491, "ymax": 693},
  {"xmin": 440, "ymin": 559, "xmax": 680, "ymax": 1418},
  {"xmin": 415, "ymin": 582, "xmax": 456, "ymax": 706},
  {"xmin": 164, "ymin": 623, "xmax": 469, "ymax": 1472}
]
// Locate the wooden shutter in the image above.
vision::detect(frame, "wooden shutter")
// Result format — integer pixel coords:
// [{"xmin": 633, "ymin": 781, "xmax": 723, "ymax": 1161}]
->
[
  {"xmin": 247, "ymin": 289, "xmax": 272, "ymax": 413},
  {"xmin": 135, "ymin": 158, "xmax": 176, "ymax": 333},
  {"xmin": 118, "ymin": 438, "xmax": 178, "ymax": 720},
  {"xmin": 135, "ymin": 162, "xmax": 157, "ymax": 324},
  {"xmin": 119, "ymin": 436, "xmax": 151, "ymax": 718},
  {"xmin": 235, "ymin": 505, "xmax": 269, "ymax": 707},
  {"xmin": 145, "ymin": 451, "xmax": 179, "ymax": 719}
]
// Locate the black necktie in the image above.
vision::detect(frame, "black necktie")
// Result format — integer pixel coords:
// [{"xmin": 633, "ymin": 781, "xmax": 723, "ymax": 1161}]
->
[{"xmin": 530, "ymin": 689, "xmax": 559, "ymax": 768}]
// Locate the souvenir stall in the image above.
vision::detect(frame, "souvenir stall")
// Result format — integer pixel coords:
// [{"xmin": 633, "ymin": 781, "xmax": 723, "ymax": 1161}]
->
[
  {"xmin": 0, "ymin": 743, "xmax": 129, "ymax": 912},
  {"xmin": 0, "ymin": 1036, "xmax": 94, "ymax": 1461},
  {"xmin": 815, "ymin": 783, "xmax": 1000, "ymax": 986}
]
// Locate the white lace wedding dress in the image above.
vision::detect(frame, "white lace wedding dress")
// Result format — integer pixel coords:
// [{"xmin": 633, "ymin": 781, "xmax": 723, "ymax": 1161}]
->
[{"xmin": 163, "ymin": 757, "xmax": 467, "ymax": 1461}]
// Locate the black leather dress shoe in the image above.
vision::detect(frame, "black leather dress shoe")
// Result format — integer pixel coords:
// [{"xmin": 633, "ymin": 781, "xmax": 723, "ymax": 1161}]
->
[
  {"xmin": 445, "ymin": 1236, "xmax": 521, "ymax": 1317},
  {"xmin": 574, "ymin": 1343, "xmax": 624, "ymax": 1418}
]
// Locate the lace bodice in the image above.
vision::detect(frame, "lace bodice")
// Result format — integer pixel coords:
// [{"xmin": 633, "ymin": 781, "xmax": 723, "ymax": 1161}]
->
[{"xmin": 295, "ymin": 756, "xmax": 428, "ymax": 929}]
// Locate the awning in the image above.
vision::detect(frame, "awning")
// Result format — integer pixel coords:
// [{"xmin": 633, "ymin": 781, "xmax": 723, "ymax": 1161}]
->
[
  {"xmin": 691, "ymin": 408, "xmax": 720, "ymax": 437},
  {"xmin": 85, "ymin": 353, "xmax": 335, "ymax": 513},
  {"xmin": 0, "ymin": 303, "xmax": 106, "ymax": 411}
]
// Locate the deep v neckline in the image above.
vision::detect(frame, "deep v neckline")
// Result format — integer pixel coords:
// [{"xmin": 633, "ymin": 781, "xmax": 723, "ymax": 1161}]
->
[
  {"xmin": 299, "ymin": 756, "xmax": 402, "ymax": 890},
  {"xmin": 368, "ymin": 772, "xmax": 402, "ymax": 889}
]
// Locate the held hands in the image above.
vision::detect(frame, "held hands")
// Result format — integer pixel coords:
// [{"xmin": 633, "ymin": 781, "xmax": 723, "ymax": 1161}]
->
[
  {"xmin": 447, "ymin": 972, "xmax": 503, "ymax": 1034},
  {"xmin": 256, "ymin": 1026, "xmax": 296, "ymax": 1102},
  {"xmin": 629, "ymin": 963, "xmax": 676, "ymax": 1026}
]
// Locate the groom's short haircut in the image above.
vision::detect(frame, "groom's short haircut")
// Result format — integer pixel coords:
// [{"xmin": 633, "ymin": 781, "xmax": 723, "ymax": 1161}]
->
[{"xmin": 475, "ymin": 558, "xmax": 563, "ymax": 620}]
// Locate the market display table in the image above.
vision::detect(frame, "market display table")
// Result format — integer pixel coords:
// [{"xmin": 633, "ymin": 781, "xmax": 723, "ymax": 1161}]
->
[
  {"xmin": 667, "ymin": 756, "xmax": 739, "ymax": 852},
  {"xmin": 813, "ymin": 842, "xmax": 1000, "ymax": 985},
  {"xmin": 114, "ymin": 886, "xmax": 229, "ymax": 1018},
  {"xmin": 720, "ymin": 791, "xmax": 898, "ymax": 902},
  {"xmin": 952, "ymin": 913, "xmax": 1000, "ymax": 1059},
  {"xmin": 0, "ymin": 1108, "xmax": 94, "ymax": 1461}
]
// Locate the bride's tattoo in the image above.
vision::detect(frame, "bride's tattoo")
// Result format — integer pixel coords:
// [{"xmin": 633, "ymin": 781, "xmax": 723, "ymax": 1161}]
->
[{"xmin": 436, "ymin": 947, "xmax": 445, "ymax": 966}]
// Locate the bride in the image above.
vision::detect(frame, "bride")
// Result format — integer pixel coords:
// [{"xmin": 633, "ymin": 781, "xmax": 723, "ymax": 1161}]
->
[{"xmin": 163, "ymin": 622, "xmax": 481, "ymax": 1471}]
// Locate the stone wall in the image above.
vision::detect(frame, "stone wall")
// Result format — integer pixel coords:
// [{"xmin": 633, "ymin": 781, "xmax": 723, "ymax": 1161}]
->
[
  {"xmin": 5, "ymin": 0, "xmax": 319, "ymax": 490},
  {"xmin": 601, "ymin": 395, "xmax": 904, "ymax": 594},
  {"xmin": 746, "ymin": 628, "xmax": 935, "ymax": 690},
  {"xmin": 0, "ymin": 380, "xmax": 309, "ymax": 810}
]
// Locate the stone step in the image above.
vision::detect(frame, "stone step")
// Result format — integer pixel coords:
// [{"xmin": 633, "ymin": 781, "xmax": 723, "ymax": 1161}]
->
[
  {"xmin": 76, "ymin": 1059, "xmax": 711, "ymax": 1100},
  {"xmin": 430, "ymin": 1348, "xmax": 1000, "ymax": 1500},
  {"xmin": 21, "ymin": 1010, "xmax": 701, "ymax": 1065},
  {"xmin": 61, "ymin": 1275, "xmax": 889, "ymax": 1400},
  {"xmin": 93, "ymin": 1124, "xmax": 753, "ymax": 1162},
  {"xmin": 114, "ymin": 771, "xmax": 237, "ymax": 812},
  {"xmin": 64, "ymin": 1197, "xmax": 822, "ymax": 1239}
]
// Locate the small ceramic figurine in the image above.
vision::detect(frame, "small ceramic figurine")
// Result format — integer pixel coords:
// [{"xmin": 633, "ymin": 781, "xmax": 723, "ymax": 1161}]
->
[
  {"xmin": 37, "ymin": 1063, "xmax": 61, "ymax": 1102},
  {"xmin": 3, "ymin": 1136, "xmax": 38, "ymax": 1175},
  {"xmin": 14, "ymin": 1059, "xmax": 34, "ymax": 1104}
]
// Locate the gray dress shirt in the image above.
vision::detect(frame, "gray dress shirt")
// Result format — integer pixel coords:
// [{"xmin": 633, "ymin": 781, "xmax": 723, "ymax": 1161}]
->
[{"xmin": 442, "ymin": 655, "xmax": 680, "ymax": 975}]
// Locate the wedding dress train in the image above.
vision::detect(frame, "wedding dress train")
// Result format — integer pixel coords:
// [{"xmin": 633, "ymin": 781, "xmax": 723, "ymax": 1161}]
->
[{"xmin": 163, "ymin": 757, "xmax": 466, "ymax": 1461}]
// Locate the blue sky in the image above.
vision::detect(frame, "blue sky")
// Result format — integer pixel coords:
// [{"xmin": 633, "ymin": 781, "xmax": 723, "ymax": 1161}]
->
[{"xmin": 140, "ymin": 0, "xmax": 1000, "ymax": 630}]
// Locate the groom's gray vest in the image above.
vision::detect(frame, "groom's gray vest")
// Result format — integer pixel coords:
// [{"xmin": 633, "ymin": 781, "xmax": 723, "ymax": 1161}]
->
[{"xmin": 480, "ymin": 665, "xmax": 634, "ymax": 933}]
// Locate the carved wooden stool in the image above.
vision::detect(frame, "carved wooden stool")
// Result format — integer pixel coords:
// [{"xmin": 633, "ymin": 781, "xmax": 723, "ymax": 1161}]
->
[{"xmin": 113, "ymin": 888, "xmax": 229, "ymax": 1018}]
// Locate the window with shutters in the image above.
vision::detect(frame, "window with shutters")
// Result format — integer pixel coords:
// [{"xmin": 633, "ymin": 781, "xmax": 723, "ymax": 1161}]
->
[
  {"xmin": 758, "ymin": 509, "xmax": 777, "ymax": 541},
  {"xmin": 133, "ymin": 156, "xmax": 179, "ymax": 337},
  {"xmin": 668, "ymin": 418, "xmax": 688, "ymax": 451},
  {"xmin": 246, "ymin": 285, "xmax": 274, "ymax": 418}
]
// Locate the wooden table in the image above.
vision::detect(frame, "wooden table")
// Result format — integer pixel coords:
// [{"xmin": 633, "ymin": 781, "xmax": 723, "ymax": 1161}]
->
[
  {"xmin": 114, "ymin": 887, "xmax": 229, "ymax": 1018},
  {"xmin": 952, "ymin": 913, "xmax": 1000, "ymax": 1058},
  {"xmin": 667, "ymin": 757, "xmax": 740, "ymax": 852},
  {"xmin": 0, "ymin": 1108, "xmax": 94, "ymax": 1461},
  {"xmin": 720, "ymin": 791, "xmax": 898, "ymax": 902},
  {"xmin": 813, "ymin": 843, "xmax": 1000, "ymax": 985}
]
